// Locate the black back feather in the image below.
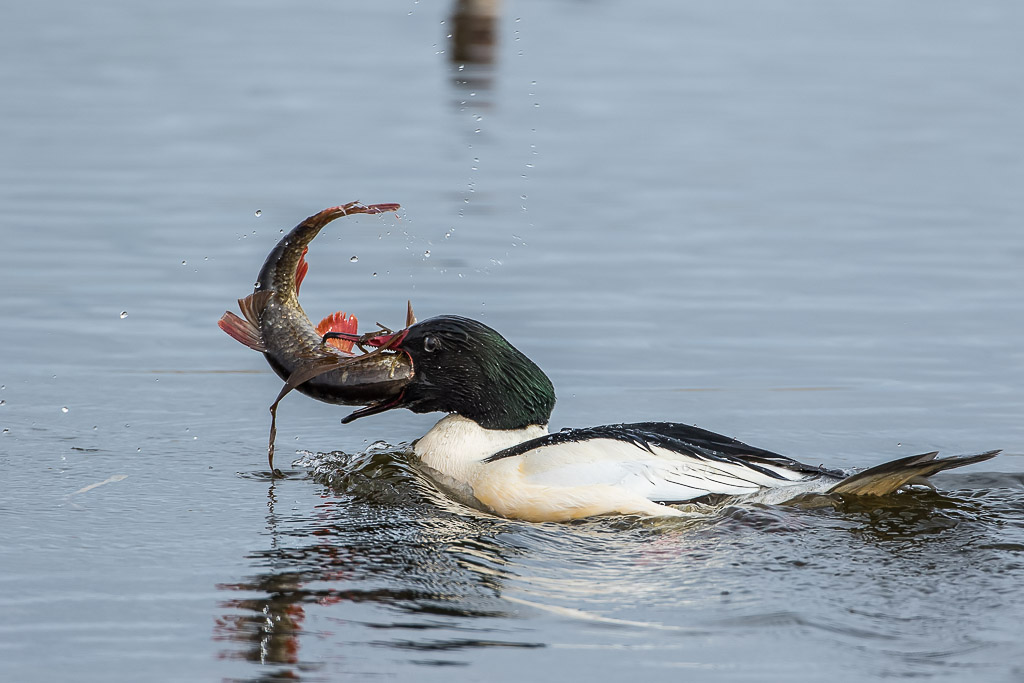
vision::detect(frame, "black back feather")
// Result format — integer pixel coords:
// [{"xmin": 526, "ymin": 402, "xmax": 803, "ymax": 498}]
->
[{"xmin": 483, "ymin": 422, "xmax": 843, "ymax": 479}]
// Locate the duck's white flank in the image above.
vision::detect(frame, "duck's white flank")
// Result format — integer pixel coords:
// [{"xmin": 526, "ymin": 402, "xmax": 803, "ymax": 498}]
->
[
  {"xmin": 413, "ymin": 414, "xmax": 548, "ymax": 482},
  {"xmin": 412, "ymin": 415, "xmax": 820, "ymax": 522}
]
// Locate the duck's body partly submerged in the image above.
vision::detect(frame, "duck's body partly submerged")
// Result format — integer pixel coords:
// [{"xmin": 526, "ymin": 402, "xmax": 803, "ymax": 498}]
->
[
  {"xmin": 221, "ymin": 206, "xmax": 999, "ymax": 522},
  {"xmin": 411, "ymin": 414, "xmax": 996, "ymax": 522}
]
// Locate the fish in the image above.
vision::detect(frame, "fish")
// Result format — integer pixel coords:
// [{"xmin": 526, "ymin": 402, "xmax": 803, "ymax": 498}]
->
[{"xmin": 218, "ymin": 203, "xmax": 415, "ymax": 474}]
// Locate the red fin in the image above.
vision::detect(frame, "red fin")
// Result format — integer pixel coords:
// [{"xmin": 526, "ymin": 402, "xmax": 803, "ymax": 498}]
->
[
  {"xmin": 295, "ymin": 246, "xmax": 309, "ymax": 295},
  {"xmin": 315, "ymin": 312, "xmax": 359, "ymax": 353},
  {"xmin": 218, "ymin": 311, "xmax": 266, "ymax": 351}
]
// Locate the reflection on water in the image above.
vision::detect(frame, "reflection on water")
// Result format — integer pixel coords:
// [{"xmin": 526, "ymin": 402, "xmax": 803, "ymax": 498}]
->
[
  {"xmin": 451, "ymin": 0, "xmax": 500, "ymax": 67},
  {"xmin": 449, "ymin": 0, "xmax": 499, "ymax": 111},
  {"xmin": 214, "ymin": 445, "xmax": 1024, "ymax": 680},
  {"xmin": 215, "ymin": 451, "xmax": 535, "ymax": 679}
]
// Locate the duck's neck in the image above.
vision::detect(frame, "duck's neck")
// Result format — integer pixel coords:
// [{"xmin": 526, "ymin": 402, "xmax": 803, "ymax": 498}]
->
[{"xmin": 413, "ymin": 414, "xmax": 548, "ymax": 483}]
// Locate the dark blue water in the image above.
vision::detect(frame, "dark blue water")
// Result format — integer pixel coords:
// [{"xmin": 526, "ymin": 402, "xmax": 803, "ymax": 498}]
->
[{"xmin": 2, "ymin": 1, "xmax": 1023, "ymax": 680}]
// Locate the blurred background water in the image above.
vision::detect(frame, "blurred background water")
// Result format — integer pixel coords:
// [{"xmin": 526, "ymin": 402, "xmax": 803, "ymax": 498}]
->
[{"xmin": 1, "ymin": 1, "xmax": 1023, "ymax": 681}]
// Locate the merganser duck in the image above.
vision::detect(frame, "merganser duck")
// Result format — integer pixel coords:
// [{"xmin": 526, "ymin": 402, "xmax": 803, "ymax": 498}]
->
[
  {"xmin": 220, "ymin": 205, "xmax": 999, "ymax": 523},
  {"xmin": 322, "ymin": 315, "xmax": 998, "ymax": 522}
]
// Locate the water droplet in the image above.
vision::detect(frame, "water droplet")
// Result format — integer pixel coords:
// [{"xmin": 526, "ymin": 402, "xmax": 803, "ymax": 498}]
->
[
  {"xmin": 445, "ymin": 232, "xmax": 451, "ymax": 239},
  {"xmin": 120, "ymin": 311, "xmax": 128, "ymax": 319},
  {"xmin": 137, "ymin": 447, "xmax": 141, "ymax": 452},
  {"xmin": 897, "ymin": 442, "xmax": 902, "ymax": 447},
  {"xmin": 0, "ymin": 400, "xmax": 6, "ymax": 406},
  {"xmin": 350, "ymin": 256, "xmax": 359, "ymax": 263},
  {"xmin": 61, "ymin": 406, "xmax": 68, "ymax": 413},
  {"xmin": 255, "ymin": 209, "xmax": 262, "ymax": 217},
  {"xmin": 372, "ymin": 272, "xmax": 378, "ymax": 277},
  {"xmin": 253, "ymin": 281, "xmax": 261, "ymax": 288},
  {"xmin": 520, "ymin": 194, "xmax": 527, "ymax": 200},
  {"xmin": 181, "ymin": 260, "xmax": 187, "ymax": 266},
  {"xmin": 2, "ymin": 429, "xmax": 8, "ymax": 434},
  {"xmin": 474, "ymin": 128, "xmax": 481, "ymax": 134},
  {"xmin": 424, "ymin": 250, "xmax": 431, "ymax": 258}
]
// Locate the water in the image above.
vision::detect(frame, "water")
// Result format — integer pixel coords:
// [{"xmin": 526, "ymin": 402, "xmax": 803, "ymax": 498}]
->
[{"xmin": 2, "ymin": 0, "xmax": 1023, "ymax": 681}]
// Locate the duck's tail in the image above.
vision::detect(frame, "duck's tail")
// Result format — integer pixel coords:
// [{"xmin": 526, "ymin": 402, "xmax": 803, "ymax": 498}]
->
[{"xmin": 828, "ymin": 450, "xmax": 1000, "ymax": 496}]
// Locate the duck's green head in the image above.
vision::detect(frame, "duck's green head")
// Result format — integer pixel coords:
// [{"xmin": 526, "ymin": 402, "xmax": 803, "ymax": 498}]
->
[{"xmin": 342, "ymin": 315, "xmax": 555, "ymax": 430}]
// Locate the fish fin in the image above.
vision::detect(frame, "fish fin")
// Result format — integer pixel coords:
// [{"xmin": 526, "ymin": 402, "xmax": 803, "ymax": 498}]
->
[
  {"xmin": 406, "ymin": 300, "xmax": 417, "ymax": 327},
  {"xmin": 218, "ymin": 311, "xmax": 266, "ymax": 352},
  {"xmin": 828, "ymin": 450, "xmax": 1000, "ymax": 496},
  {"xmin": 267, "ymin": 356, "xmax": 353, "ymax": 472},
  {"xmin": 315, "ymin": 312, "xmax": 359, "ymax": 353},
  {"xmin": 295, "ymin": 246, "xmax": 309, "ymax": 295},
  {"xmin": 238, "ymin": 290, "xmax": 274, "ymax": 327}
]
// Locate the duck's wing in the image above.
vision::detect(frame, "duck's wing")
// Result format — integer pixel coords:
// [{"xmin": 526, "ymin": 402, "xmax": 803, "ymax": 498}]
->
[
  {"xmin": 617, "ymin": 422, "xmax": 841, "ymax": 476},
  {"xmin": 482, "ymin": 422, "xmax": 840, "ymax": 503}
]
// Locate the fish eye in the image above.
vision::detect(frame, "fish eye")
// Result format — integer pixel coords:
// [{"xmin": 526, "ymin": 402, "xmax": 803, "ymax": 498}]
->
[{"xmin": 423, "ymin": 336, "xmax": 439, "ymax": 353}]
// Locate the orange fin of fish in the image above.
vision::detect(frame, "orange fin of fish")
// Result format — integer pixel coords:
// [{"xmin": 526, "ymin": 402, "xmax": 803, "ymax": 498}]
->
[
  {"xmin": 295, "ymin": 246, "xmax": 309, "ymax": 295},
  {"xmin": 315, "ymin": 312, "xmax": 359, "ymax": 353},
  {"xmin": 217, "ymin": 290, "xmax": 274, "ymax": 352},
  {"xmin": 218, "ymin": 311, "xmax": 266, "ymax": 352}
]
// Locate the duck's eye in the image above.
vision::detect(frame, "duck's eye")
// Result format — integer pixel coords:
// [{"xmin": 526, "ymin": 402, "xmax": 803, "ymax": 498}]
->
[{"xmin": 423, "ymin": 336, "xmax": 439, "ymax": 353}]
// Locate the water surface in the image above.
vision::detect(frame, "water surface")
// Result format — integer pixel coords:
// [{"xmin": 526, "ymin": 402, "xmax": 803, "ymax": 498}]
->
[{"xmin": 1, "ymin": 1, "xmax": 1023, "ymax": 681}]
